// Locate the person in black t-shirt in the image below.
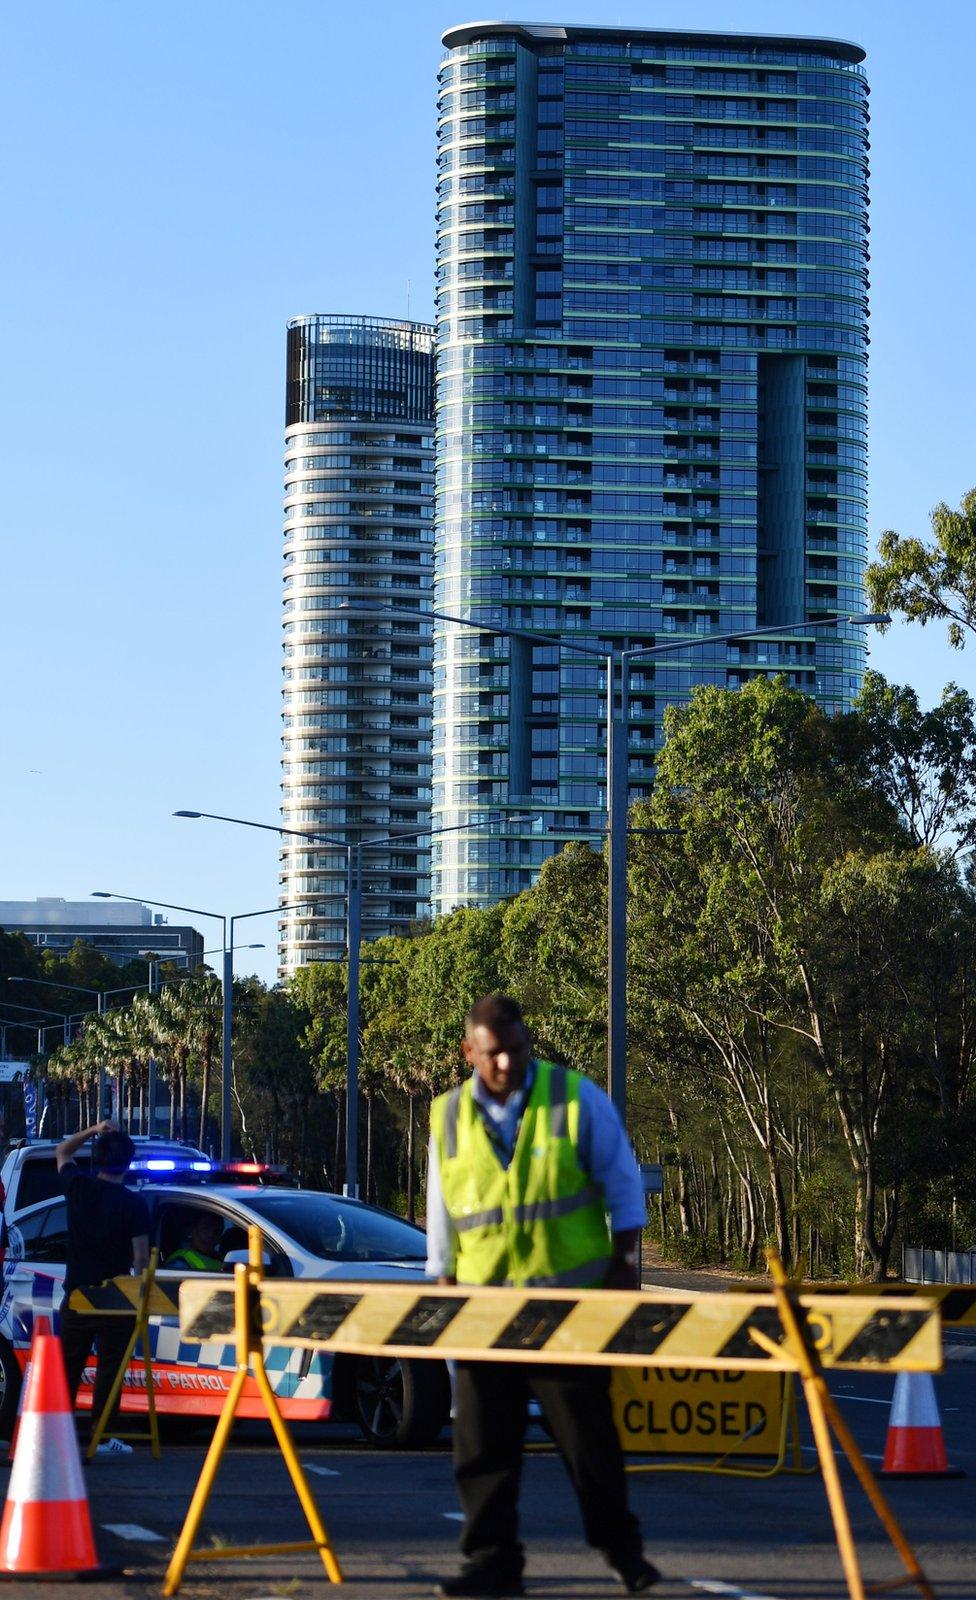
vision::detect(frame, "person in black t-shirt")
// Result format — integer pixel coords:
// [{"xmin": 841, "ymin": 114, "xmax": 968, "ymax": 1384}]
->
[{"xmin": 57, "ymin": 1121, "xmax": 150, "ymax": 1456}]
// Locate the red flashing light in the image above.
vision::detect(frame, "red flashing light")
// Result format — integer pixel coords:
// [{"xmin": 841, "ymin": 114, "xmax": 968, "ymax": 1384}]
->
[{"xmin": 224, "ymin": 1161, "xmax": 266, "ymax": 1175}]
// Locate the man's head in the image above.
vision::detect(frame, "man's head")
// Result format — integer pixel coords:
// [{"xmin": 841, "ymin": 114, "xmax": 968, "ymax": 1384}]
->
[
  {"xmin": 463, "ymin": 994, "xmax": 532, "ymax": 1101},
  {"xmin": 91, "ymin": 1127, "xmax": 136, "ymax": 1180},
  {"xmin": 184, "ymin": 1210, "xmax": 223, "ymax": 1257}
]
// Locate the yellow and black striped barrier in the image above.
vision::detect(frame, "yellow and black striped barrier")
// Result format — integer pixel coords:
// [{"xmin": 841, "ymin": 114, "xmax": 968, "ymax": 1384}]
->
[
  {"xmin": 165, "ymin": 1231, "xmax": 938, "ymax": 1600},
  {"xmin": 748, "ymin": 1281, "xmax": 976, "ymax": 1329},
  {"xmin": 68, "ymin": 1275, "xmax": 180, "ymax": 1319},
  {"xmin": 177, "ymin": 1277, "xmax": 940, "ymax": 1373}
]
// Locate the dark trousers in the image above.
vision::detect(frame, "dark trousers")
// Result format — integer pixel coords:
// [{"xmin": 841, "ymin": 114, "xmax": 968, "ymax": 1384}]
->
[
  {"xmin": 452, "ymin": 1361, "xmax": 642, "ymax": 1573},
  {"xmin": 60, "ymin": 1306, "xmax": 135, "ymax": 1436}
]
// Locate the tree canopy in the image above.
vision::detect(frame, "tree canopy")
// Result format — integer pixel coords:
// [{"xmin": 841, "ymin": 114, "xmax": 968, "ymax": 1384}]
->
[{"xmin": 867, "ymin": 487, "xmax": 976, "ymax": 648}]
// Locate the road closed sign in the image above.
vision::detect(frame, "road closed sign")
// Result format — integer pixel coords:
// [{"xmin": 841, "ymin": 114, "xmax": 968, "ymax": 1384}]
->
[{"xmin": 612, "ymin": 1366, "xmax": 783, "ymax": 1456}]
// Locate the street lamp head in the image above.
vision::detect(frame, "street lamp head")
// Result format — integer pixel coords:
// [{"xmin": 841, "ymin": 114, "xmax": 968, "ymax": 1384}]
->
[
  {"xmin": 173, "ymin": 810, "xmax": 202, "ymax": 818},
  {"xmin": 91, "ymin": 891, "xmax": 111, "ymax": 898},
  {"xmin": 846, "ymin": 612, "xmax": 891, "ymax": 626}
]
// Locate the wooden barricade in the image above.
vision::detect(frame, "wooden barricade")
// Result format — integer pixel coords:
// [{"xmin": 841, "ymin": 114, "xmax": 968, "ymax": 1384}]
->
[{"xmin": 159, "ymin": 1231, "xmax": 942, "ymax": 1600}]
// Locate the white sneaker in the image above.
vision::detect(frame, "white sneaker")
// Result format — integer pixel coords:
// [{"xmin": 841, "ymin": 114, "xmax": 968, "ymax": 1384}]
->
[{"xmin": 95, "ymin": 1437, "xmax": 133, "ymax": 1456}]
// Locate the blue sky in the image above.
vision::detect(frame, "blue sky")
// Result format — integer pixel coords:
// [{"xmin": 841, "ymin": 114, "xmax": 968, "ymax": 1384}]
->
[{"xmin": 2, "ymin": 1, "xmax": 973, "ymax": 985}]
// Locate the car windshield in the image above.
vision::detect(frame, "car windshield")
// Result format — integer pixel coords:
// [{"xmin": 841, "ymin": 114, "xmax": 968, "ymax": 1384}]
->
[{"xmin": 244, "ymin": 1192, "xmax": 427, "ymax": 1263}]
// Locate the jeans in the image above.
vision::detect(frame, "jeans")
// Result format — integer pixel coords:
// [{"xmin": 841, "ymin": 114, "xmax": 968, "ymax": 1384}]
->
[{"xmin": 60, "ymin": 1305, "xmax": 135, "ymax": 1437}]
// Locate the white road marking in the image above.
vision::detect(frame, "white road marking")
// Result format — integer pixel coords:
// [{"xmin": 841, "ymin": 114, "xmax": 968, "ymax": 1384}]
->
[
  {"xmin": 442, "ymin": 1512, "xmax": 465, "ymax": 1522},
  {"xmin": 101, "ymin": 1523, "xmax": 164, "ymax": 1542},
  {"xmin": 303, "ymin": 1463, "xmax": 341, "ymax": 1476},
  {"xmin": 689, "ymin": 1581, "xmax": 782, "ymax": 1600},
  {"xmin": 836, "ymin": 1394, "xmax": 890, "ymax": 1405}
]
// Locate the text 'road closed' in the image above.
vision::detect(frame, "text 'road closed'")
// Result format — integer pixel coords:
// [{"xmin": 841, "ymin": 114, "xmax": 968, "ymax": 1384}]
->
[{"xmin": 611, "ymin": 1367, "xmax": 783, "ymax": 1456}]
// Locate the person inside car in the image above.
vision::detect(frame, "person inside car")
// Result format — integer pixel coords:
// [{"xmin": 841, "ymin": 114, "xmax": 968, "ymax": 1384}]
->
[{"xmin": 164, "ymin": 1209, "xmax": 227, "ymax": 1272}]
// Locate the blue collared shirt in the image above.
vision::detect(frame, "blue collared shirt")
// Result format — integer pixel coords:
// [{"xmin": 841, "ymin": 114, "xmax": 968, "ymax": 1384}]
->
[{"xmin": 425, "ymin": 1062, "xmax": 646, "ymax": 1278}]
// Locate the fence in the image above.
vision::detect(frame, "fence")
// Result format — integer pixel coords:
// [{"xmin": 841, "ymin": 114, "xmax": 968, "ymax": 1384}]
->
[{"xmin": 903, "ymin": 1246, "xmax": 976, "ymax": 1285}]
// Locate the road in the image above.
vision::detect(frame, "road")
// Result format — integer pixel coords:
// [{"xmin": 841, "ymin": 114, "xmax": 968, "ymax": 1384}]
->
[{"xmin": 14, "ymin": 1361, "xmax": 975, "ymax": 1600}]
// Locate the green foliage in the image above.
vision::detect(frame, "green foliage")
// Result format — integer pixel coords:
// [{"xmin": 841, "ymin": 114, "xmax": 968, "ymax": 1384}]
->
[
  {"xmin": 29, "ymin": 671, "xmax": 976, "ymax": 1254},
  {"xmin": 866, "ymin": 487, "xmax": 976, "ymax": 648},
  {"xmin": 842, "ymin": 671, "xmax": 976, "ymax": 852},
  {"xmin": 626, "ymin": 675, "xmax": 976, "ymax": 1275}
]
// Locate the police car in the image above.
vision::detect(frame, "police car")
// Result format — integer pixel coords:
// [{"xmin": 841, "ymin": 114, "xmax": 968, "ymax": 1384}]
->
[{"xmin": 0, "ymin": 1145, "xmax": 450, "ymax": 1449}]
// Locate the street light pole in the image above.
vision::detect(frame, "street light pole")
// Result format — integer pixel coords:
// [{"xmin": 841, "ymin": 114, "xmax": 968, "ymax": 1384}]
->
[
  {"xmin": 345, "ymin": 601, "xmax": 888, "ymax": 1123},
  {"xmin": 95, "ymin": 893, "xmax": 314, "ymax": 1159},
  {"xmin": 345, "ymin": 846, "xmax": 362, "ymax": 1198},
  {"xmin": 606, "ymin": 653, "xmax": 629, "ymax": 1117},
  {"xmin": 175, "ymin": 808, "xmax": 536, "ymax": 1198}
]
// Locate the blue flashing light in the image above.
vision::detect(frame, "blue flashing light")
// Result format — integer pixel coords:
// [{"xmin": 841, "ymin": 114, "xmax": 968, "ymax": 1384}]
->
[
  {"xmin": 191, "ymin": 1161, "xmax": 213, "ymax": 1172},
  {"xmin": 144, "ymin": 1158, "xmax": 177, "ymax": 1171}
]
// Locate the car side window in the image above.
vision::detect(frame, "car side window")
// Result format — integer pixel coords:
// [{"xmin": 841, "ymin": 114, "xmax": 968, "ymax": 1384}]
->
[
  {"xmin": 151, "ymin": 1201, "xmax": 291, "ymax": 1278},
  {"xmin": 13, "ymin": 1201, "xmax": 69, "ymax": 1264}
]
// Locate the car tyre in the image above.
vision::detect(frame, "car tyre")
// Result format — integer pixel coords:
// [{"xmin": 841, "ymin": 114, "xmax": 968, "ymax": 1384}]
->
[
  {"xmin": 0, "ymin": 1336, "xmax": 22, "ymax": 1440},
  {"xmin": 352, "ymin": 1355, "xmax": 450, "ymax": 1449}
]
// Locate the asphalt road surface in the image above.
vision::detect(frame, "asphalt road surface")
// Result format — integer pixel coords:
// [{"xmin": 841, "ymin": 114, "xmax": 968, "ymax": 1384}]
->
[{"xmin": 8, "ymin": 1363, "xmax": 975, "ymax": 1600}]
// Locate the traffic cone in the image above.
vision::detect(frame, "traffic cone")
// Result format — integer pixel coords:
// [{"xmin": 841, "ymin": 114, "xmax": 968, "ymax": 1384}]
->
[
  {"xmin": 6, "ymin": 1316, "xmax": 49, "ymax": 1461},
  {"xmin": 0, "ymin": 1323, "xmax": 116, "ymax": 1578},
  {"xmin": 879, "ymin": 1372, "xmax": 965, "ymax": 1480}
]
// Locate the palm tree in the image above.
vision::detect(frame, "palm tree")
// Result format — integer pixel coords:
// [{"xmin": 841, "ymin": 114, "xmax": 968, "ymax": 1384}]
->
[{"xmin": 169, "ymin": 973, "xmax": 223, "ymax": 1149}]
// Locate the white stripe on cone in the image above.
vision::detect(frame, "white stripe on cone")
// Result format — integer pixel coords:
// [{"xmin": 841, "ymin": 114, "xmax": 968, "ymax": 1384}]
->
[
  {"xmin": 888, "ymin": 1372, "xmax": 941, "ymax": 1429},
  {"xmin": 6, "ymin": 1412, "xmax": 88, "ymax": 1505},
  {"xmin": 7, "ymin": 1357, "xmax": 31, "ymax": 1457}
]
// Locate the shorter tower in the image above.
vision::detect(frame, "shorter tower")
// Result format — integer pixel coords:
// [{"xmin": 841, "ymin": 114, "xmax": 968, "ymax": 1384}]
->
[{"xmin": 279, "ymin": 314, "xmax": 435, "ymax": 976}]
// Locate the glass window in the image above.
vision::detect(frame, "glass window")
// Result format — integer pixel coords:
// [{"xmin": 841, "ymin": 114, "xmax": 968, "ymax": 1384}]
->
[
  {"xmin": 12, "ymin": 1201, "xmax": 70, "ymax": 1264},
  {"xmin": 245, "ymin": 1193, "xmax": 427, "ymax": 1264}
]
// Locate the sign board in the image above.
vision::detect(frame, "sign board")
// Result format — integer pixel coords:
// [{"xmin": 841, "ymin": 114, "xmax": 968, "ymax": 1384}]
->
[
  {"xmin": 0, "ymin": 1061, "xmax": 27, "ymax": 1084},
  {"xmin": 612, "ymin": 1365, "xmax": 782, "ymax": 1456}
]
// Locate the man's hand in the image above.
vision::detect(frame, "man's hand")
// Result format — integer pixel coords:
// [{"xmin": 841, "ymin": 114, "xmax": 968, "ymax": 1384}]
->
[
  {"xmin": 604, "ymin": 1228, "xmax": 641, "ymax": 1291},
  {"xmin": 56, "ymin": 1120, "xmax": 116, "ymax": 1170},
  {"xmin": 604, "ymin": 1258, "xmax": 640, "ymax": 1291}
]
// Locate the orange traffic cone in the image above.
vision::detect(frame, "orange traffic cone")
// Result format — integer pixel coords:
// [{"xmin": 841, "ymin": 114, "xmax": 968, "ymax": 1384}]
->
[
  {"xmin": 879, "ymin": 1372, "xmax": 965, "ymax": 1480},
  {"xmin": 0, "ymin": 1323, "xmax": 116, "ymax": 1578},
  {"xmin": 7, "ymin": 1316, "xmax": 49, "ymax": 1461}
]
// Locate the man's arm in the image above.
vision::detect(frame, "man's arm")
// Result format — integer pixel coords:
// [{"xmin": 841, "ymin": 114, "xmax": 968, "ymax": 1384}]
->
[
  {"xmin": 56, "ymin": 1119, "xmax": 115, "ymax": 1172},
  {"xmin": 131, "ymin": 1235, "xmax": 150, "ymax": 1274},
  {"xmin": 577, "ymin": 1078, "xmax": 646, "ymax": 1291},
  {"xmin": 425, "ymin": 1136, "xmax": 458, "ymax": 1286}
]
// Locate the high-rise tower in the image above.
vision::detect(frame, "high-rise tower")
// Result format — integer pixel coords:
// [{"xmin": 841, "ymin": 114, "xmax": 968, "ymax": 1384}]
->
[
  {"xmin": 433, "ymin": 22, "xmax": 869, "ymax": 915},
  {"xmin": 279, "ymin": 314, "xmax": 435, "ymax": 975}
]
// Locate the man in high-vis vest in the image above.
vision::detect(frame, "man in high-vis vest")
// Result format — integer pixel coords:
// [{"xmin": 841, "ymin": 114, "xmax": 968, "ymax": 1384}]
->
[
  {"xmin": 428, "ymin": 994, "xmax": 657, "ymax": 1598},
  {"xmin": 164, "ymin": 1209, "xmax": 226, "ymax": 1272}
]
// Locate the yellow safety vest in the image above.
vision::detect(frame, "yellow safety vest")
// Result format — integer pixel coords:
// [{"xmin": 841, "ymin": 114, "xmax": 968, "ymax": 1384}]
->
[{"xmin": 429, "ymin": 1060, "xmax": 612, "ymax": 1288}]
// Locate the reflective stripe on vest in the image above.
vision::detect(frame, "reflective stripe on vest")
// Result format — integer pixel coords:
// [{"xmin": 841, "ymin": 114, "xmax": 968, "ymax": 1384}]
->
[
  {"xmin": 430, "ymin": 1060, "xmax": 612, "ymax": 1289},
  {"xmin": 165, "ymin": 1248, "xmax": 223, "ymax": 1272}
]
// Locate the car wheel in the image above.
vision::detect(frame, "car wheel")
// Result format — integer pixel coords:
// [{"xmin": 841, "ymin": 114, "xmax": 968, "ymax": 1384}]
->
[
  {"xmin": 0, "ymin": 1337, "xmax": 22, "ymax": 1439},
  {"xmin": 352, "ymin": 1355, "xmax": 450, "ymax": 1449}
]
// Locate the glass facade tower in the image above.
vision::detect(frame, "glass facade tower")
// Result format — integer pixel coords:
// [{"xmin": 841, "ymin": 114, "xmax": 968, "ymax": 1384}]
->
[
  {"xmin": 433, "ymin": 22, "xmax": 869, "ymax": 915},
  {"xmin": 279, "ymin": 314, "xmax": 435, "ymax": 975}
]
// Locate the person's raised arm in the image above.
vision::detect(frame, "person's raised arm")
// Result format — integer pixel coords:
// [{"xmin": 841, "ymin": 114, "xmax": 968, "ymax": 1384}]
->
[
  {"xmin": 56, "ymin": 1119, "xmax": 115, "ymax": 1171},
  {"xmin": 131, "ymin": 1234, "xmax": 150, "ymax": 1274}
]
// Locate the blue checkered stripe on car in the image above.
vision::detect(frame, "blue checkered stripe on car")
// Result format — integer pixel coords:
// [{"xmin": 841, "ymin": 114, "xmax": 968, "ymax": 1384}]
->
[
  {"xmin": 4, "ymin": 1272, "xmax": 58, "ymax": 1343},
  {"xmin": 148, "ymin": 1319, "xmax": 329, "ymax": 1396}
]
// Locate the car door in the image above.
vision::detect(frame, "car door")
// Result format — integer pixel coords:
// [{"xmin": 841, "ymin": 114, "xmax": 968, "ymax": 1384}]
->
[
  {"xmin": 148, "ymin": 1193, "xmax": 305, "ymax": 1413},
  {"xmin": 2, "ymin": 1197, "xmax": 69, "ymax": 1345}
]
